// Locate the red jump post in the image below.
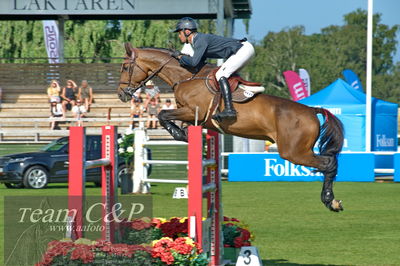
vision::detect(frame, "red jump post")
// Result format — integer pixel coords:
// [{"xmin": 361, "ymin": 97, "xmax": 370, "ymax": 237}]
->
[
  {"xmin": 67, "ymin": 125, "xmax": 117, "ymax": 242},
  {"xmin": 187, "ymin": 126, "xmax": 222, "ymax": 266}
]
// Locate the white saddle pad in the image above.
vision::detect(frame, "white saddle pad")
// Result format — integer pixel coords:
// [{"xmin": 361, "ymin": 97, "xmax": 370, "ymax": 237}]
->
[{"xmin": 239, "ymin": 84, "xmax": 266, "ymax": 93}]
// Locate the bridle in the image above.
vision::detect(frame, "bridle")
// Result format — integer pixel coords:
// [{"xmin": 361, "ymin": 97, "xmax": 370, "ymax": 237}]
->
[{"xmin": 119, "ymin": 49, "xmax": 174, "ymax": 97}]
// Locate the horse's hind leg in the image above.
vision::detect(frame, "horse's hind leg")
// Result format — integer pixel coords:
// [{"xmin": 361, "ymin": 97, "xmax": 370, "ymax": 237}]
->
[
  {"xmin": 318, "ymin": 155, "xmax": 343, "ymax": 212},
  {"xmin": 278, "ymin": 143, "xmax": 343, "ymax": 212},
  {"xmin": 158, "ymin": 107, "xmax": 194, "ymax": 142}
]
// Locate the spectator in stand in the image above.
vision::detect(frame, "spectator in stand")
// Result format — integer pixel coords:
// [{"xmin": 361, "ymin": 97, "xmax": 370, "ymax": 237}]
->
[
  {"xmin": 161, "ymin": 98, "xmax": 176, "ymax": 124},
  {"xmin": 132, "ymin": 87, "xmax": 142, "ymax": 103},
  {"xmin": 146, "ymin": 97, "xmax": 160, "ymax": 129},
  {"xmin": 161, "ymin": 99, "xmax": 175, "ymax": 110},
  {"xmin": 72, "ymin": 99, "xmax": 87, "ymax": 126},
  {"xmin": 143, "ymin": 80, "xmax": 160, "ymax": 111},
  {"xmin": 47, "ymin": 80, "xmax": 61, "ymax": 103},
  {"xmin": 130, "ymin": 97, "xmax": 143, "ymax": 129},
  {"xmin": 78, "ymin": 80, "xmax": 93, "ymax": 112},
  {"xmin": 61, "ymin": 79, "xmax": 78, "ymax": 113},
  {"xmin": 49, "ymin": 99, "xmax": 64, "ymax": 130}
]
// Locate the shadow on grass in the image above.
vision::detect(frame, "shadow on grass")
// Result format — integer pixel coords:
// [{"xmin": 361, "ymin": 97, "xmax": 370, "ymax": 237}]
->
[{"xmin": 263, "ymin": 259, "xmax": 345, "ymax": 266}]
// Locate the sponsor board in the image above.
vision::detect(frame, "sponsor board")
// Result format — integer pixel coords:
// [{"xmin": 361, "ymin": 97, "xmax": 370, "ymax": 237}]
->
[
  {"xmin": 228, "ymin": 153, "xmax": 375, "ymax": 182},
  {"xmin": 394, "ymin": 153, "xmax": 400, "ymax": 182}
]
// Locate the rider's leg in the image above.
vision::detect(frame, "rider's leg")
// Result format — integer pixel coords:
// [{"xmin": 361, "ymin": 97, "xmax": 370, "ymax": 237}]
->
[
  {"xmin": 212, "ymin": 77, "xmax": 236, "ymax": 122},
  {"xmin": 213, "ymin": 42, "xmax": 255, "ymax": 122}
]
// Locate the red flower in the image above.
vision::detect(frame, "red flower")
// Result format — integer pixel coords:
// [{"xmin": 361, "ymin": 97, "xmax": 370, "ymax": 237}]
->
[
  {"xmin": 131, "ymin": 219, "xmax": 152, "ymax": 230},
  {"xmin": 36, "ymin": 241, "xmax": 76, "ymax": 266},
  {"xmin": 224, "ymin": 222, "xmax": 235, "ymax": 227},
  {"xmin": 172, "ymin": 238, "xmax": 193, "ymax": 255},
  {"xmin": 233, "ymin": 236, "xmax": 245, "ymax": 248},
  {"xmin": 159, "ymin": 218, "xmax": 188, "ymax": 239},
  {"xmin": 240, "ymin": 228, "xmax": 251, "ymax": 240},
  {"xmin": 70, "ymin": 244, "xmax": 95, "ymax": 263},
  {"xmin": 152, "ymin": 218, "xmax": 163, "ymax": 228},
  {"xmin": 159, "ymin": 252, "xmax": 175, "ymax": 265},
  {"xmin": 223, "ymin": 216, "xmax": 240, "ymax": 222},
  {"xmin": 152, "ymin": 238, "xmax": 176, "ymax": 265}
]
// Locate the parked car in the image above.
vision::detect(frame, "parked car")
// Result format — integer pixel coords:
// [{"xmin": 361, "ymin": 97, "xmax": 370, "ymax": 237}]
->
[{"xmin": 0, "ymin": 135, "xmax": 128, "ymax": 189}]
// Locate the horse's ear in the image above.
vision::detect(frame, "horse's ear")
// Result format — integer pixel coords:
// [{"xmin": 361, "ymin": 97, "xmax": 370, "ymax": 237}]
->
[{"xmin": 124, "ymin": 42, "xmax": 134, "ymax": 58}]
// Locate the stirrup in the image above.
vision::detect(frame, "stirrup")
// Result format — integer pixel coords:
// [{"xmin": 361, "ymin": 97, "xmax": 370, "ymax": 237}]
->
[{"xmin": 212, "ymin": 109, "xmax": 237, "ymax": 122}]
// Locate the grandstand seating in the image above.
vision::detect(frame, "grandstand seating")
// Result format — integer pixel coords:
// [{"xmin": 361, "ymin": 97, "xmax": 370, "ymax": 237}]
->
[{"xmin": 0, "ymin": 86, "xmax": 175, "ymax": 142}]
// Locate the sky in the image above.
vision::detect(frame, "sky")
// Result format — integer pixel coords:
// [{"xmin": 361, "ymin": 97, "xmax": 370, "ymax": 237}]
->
[{"xmin": 233, "ymin": 0, "xmax": 400, "ymax": 62}]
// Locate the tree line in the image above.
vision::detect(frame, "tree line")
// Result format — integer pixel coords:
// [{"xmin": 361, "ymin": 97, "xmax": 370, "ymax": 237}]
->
[{"xmin": 0, "ymin": 9, "xmax": 398, "ymax": 104}]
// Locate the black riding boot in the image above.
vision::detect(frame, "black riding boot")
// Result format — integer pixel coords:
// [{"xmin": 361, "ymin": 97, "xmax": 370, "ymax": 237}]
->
[{"xmin": 212, "ymin": 77, "xmax": 237, "ymax": 122}]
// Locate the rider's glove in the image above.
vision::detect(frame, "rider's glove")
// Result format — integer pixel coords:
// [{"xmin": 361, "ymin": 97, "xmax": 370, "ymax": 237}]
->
[{"xmin": 171, "ymin": 50, "xmax": 183, "ymax": 60}]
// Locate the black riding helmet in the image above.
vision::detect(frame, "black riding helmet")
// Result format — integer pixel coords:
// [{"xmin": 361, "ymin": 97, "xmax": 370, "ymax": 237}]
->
[{"xmin": 173, "ymin": 17, "xmax": 198, "ymax": 32}]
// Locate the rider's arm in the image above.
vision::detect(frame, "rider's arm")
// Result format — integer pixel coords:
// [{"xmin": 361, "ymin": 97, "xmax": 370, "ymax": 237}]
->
[{"xmin": 179, "ymin": 37, "xmax": 207, "ymax": 68}]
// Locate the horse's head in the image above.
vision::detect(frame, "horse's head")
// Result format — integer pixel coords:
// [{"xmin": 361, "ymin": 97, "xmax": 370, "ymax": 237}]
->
[{"xmin": 117, "ymin": 43, "xmax": 150, "ymax": 102}]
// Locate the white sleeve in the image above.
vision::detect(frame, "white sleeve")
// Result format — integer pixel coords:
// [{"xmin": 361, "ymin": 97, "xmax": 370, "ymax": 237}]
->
[{"xmin": 181, "ymin": 43, "xmax": 194, "ymax": 56}]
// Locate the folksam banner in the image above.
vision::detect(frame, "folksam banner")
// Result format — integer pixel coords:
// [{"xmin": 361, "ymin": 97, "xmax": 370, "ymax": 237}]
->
[
  {"xmin": 342, "ymin": 69, "xmax": 363, "ymax": 92},
  {"xmin": 228, "ymin": 153, "xmax": 375, "ymax": 182},
  {"xmin": 283, "ymin": 70, "xmax": 308, "ymax": 101},
  {"xmin": 298, "ymin": 68, "xmax": 311, "ymax": 96},
  {"xmin": 42, "ymin": 20, "xmax": 59, "ymax": 64}
]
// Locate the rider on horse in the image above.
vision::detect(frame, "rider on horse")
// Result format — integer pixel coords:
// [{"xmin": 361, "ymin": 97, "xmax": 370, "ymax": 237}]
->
[{"xmin": 172, "ymin": 17, "xmax": 255, "ymax": 122}]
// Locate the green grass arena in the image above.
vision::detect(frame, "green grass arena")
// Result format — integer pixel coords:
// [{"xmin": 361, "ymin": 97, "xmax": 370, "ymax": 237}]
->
[{"xmin": 1, "ymin": 145, "xmax": 400, "ymax": 265}]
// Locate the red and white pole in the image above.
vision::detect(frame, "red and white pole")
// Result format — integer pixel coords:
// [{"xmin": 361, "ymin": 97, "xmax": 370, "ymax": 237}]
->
[
  {"xmin": 101, "ymin": 125, "xmax": 117, "ymax": 242},
  {"xmin": 206, "ymin": 129, "xmax": 221, "ymax": 266},
  {"xmin": 188, "ymin": 126, "xmax": 203, "ymax": 243}
]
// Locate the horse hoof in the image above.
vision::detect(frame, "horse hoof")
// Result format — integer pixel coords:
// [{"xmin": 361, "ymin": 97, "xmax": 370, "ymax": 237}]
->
[{"xmin": 330, "ymin": 199, "xmax": 343, "ymax": 212}]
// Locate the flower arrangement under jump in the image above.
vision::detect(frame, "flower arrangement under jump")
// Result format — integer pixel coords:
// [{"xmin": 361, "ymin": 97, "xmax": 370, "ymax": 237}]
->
[
  {"xmin": 222, "ymin": 216, "xmax": 254, "ymax": 248},
  {"xmin": 36, "ymin": 216, "xmax": 254, "ymax": 265}
]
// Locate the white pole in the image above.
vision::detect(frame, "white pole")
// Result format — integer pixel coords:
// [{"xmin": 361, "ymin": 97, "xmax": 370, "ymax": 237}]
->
[
  {"xmin": 217, "ymin": 0, "xmax": 224, "ymax": 66},
  {"xmin": 366, "ymin": 0, "xmax": 373, "ymax": 152},
  {"xmin": 132, "ymin": 128, "xmax": 146, "ymax": 193}
]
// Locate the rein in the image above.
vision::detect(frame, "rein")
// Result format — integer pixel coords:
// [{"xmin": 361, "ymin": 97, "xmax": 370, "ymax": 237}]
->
[{"xmin": 171, "ymin": 75, "xmax": 210, "ymax": 90}]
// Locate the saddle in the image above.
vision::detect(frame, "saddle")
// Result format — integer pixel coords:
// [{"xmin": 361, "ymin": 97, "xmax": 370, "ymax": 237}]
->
[
  {"xmin": 201, "ymin": 68, "xmax": 266, "ymax": 134},
  {"xmin": 206, "ymin": 68, "xmax": 265, "ymax": 103}
]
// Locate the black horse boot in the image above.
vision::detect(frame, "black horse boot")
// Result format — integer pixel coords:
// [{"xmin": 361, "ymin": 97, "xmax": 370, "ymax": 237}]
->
[{"xmin": 212, "ymin": 77, "xmax": 237, "ymax": 122}]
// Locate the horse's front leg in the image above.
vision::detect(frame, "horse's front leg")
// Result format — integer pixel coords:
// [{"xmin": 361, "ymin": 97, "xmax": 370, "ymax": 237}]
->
[{"xmin": 158, "ymin": 107, "xmax": 195, "ymax": 142}]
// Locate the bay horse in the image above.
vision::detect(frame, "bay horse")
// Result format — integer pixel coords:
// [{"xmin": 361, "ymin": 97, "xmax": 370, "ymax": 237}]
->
[{"xmin": 117, "ymin": 43, "xmax": 344, "ymax": 212}]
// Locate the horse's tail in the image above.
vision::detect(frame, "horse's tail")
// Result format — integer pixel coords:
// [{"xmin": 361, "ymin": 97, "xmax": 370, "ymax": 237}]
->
[{"xmin": 314, "ymin": 108, "xmax": 344, "ymax": 172}]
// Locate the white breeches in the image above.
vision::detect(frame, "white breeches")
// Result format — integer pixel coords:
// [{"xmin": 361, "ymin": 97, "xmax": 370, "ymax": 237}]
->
[{"xmin": 215, "ymin": 41, "xmax": 255, "ymax": 81}]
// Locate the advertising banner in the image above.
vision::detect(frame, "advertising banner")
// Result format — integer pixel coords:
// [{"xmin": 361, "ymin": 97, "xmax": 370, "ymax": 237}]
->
[
  {"xmin": 298, "ymin": 68, "xmax": 311, "ymax": 96},
  {"xmin": 42, "ymin": 20, "xmax": 59, "ymax": 64},
  {"xmin": 228, "ymin": 153, "xmax": 375, "ymax": 182},
  {"xmin": 342, "ymin": 69, "xmax": 363, "ymax": 92},
  {"xmin": 283, "ymin": 70, "xmax": 308, "ymax": 101},
  {"xmin": 394, "ymin": 153, "xmax": 400, "ymax": 182}
]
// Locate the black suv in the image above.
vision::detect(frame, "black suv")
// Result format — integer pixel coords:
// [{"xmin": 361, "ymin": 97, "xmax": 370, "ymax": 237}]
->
[{"xmin": 0, "ymin": 136, "xmax": 128, "ymax": 189}]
